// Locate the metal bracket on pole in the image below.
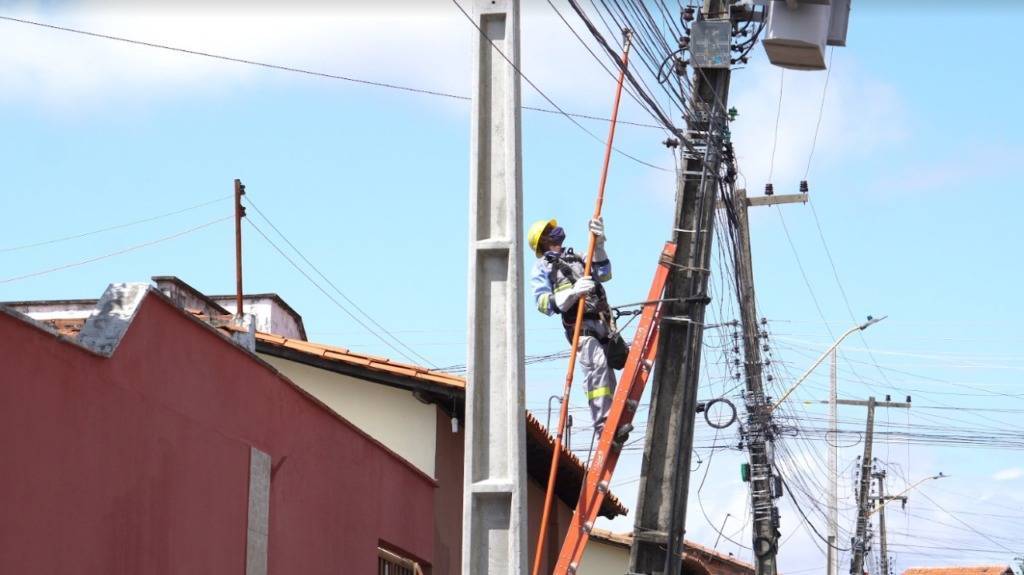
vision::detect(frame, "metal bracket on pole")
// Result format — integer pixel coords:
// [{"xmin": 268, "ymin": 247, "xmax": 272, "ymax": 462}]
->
[{"xmin": 717, "ymin": 190, "xmax": 808, "ymax": 210}]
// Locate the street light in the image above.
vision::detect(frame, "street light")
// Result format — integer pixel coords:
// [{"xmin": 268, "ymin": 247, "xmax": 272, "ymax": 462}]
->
[
  {"xmin": 870, "ymin": 472, "xmax": 947, "ymax": 517},
  {"xmin": 770, "ymin": 315, "xmax": 885, "ymax": 412},
  {"xmin": 768, "ymin": 315, "xmax": 885, "ymax": 575}
]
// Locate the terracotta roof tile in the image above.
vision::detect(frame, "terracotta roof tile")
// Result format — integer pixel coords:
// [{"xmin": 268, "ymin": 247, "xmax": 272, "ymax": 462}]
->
[
  {"xmin": 589, "ymin": 529, "xmax": 754, "ymax": 572},
  {"xmin": 254, "ymin": 332, "xmax": 465, "ymax": 390},
  {"xmin": 252, "ymin": 331, "xmax": 624, "ymax": 516},
  {"xmin": 902, "ymin": 567, "xmax": 1013, "ymax": 575},
  {"xmin": 258, "ymin": 333, "xmax": 287, "ymax": 345},
  {"xmin": 524, "ymin": 411, "xmax": 628, "ymax": 518}
]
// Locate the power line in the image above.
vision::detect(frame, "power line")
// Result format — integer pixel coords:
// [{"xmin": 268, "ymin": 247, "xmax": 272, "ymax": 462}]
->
[
  {"xmin": 0, "ymin": 195, "xmax": 231, "ymax": 253},
  {"xmin": 448, "ymin": 0, "xmax": 671, "ymax": 172},
  {"xmin": 0, "ymin": 216, "xmax": 231, "ymax": 284},
  {"xmin": 242, "ymin": 195, "xmax": 437, "ymax": 368},
  {"xmin": 803, "ymin": 47, "xmax": 834, "ymax": 180},
  {"xmin": 544, "ymin": 0, "xmax": 654, "ymax": 120},
  {"xmin": 245, "ymin": 218, "xmax": 436, "ymax": 367},
  {"xmin": 0, "ymin": 13, "xmax": 665, "ymax": 134},
  {"xmin": 767, "ymin": 69, "xmax": 784, "ymax": 183},
  {"xmin": 915, "ymin": 489, "xmax": 1022, "ymax": 554}
]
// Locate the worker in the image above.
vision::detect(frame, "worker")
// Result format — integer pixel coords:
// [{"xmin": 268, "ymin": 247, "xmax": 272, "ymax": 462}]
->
[{"xmin": 529, "ymin": 217, "xmax": 617, "ymax": 433}]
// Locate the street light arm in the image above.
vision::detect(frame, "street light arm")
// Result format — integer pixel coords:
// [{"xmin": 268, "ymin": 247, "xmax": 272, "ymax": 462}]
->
[
  {"xmin": 869, "ymin": 473, "xmax": 946, "ymax": 517},
  {"xmin": 770, "ymin": 316, "xmax": 886, "ymax": 413}
]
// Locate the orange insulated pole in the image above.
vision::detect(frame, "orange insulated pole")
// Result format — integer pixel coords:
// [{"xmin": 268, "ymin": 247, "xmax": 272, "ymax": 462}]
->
[{"xmin": 531, "ymin": 29, "xmax": 633, "ymax": 575}]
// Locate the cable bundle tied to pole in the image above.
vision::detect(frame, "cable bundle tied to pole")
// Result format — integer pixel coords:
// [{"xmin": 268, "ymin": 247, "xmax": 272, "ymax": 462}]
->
[{"xmin": 531, "ymin": 28, "xmax": 633, "ymax": 575}]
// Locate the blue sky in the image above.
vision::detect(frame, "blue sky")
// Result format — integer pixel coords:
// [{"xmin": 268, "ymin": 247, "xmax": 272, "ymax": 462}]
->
[{"xmin": 2, "ymin": 1, "xmax": 1023, "ymax": 572}]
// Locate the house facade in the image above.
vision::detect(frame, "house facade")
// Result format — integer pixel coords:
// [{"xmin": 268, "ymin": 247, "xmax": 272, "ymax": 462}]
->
[
  {"xmin": 0, "ymin": 284, "xmax": 434, "ymax": 574},
  {"xmin": 1, "ymin": 276, "xmax": 627, "ymax": 574}
]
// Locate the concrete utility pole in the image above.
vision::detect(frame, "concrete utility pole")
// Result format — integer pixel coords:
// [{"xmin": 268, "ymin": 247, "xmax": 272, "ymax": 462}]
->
[
  {"xmin": 730, "ymin": 187, "xmax": 806, "ymax": 575},
  {"xmin": 828, "ymin": 351, "xmax": 838, "ymax": 575},
  {"xmin": 628, "ymin": 1, "xmax": 732, "ymax": 573},
  {"xmin": 872, "ymin": 470, "xmax": 896, "ymax": 575},
  {"xmin": 462, "ymin": 1, "xmax": 527, "ymax": 574},
  {"xmin": 847, "ymin": 397, "xmax": 910, "ymax": 575},
  {"xmin": 850, "ymin": 397, "xmax": 876, "ymax": 575}
]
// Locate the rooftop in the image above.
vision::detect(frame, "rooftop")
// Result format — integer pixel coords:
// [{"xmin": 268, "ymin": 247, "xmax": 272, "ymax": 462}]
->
[
  {"xmin": 589, "ymin": 528, "xmax": 755, "ymax": 572},
  {"xmin": 3, "ymin": 283, "xmax": 627, "ymax": 518},
  {"xmin": 902, "ymin": 567, "xmax": 1014, "ymax": 575}
]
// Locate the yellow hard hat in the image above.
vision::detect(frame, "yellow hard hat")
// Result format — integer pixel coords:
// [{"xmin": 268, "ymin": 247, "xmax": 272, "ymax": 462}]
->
[{"xmin": 527, "ymin": 218, "xmax": 557, "ymax": 257}]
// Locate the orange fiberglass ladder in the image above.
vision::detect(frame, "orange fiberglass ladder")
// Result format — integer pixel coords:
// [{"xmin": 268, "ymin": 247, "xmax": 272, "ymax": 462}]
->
[{"xmin": 552, "ymin": 241, "xmax": 675, "ymax": 575}]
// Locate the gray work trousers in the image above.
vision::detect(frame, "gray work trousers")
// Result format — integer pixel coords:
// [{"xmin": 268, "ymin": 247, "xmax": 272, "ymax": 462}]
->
[{"xmin": 577, "ymin": 335, "xmax": 618, "ymax": 433}]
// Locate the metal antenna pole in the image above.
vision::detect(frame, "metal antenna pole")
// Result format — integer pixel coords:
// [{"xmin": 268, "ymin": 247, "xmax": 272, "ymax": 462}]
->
[{"xmin": 233, "ymin": 179, "xmax": 246, "ymax": 318}]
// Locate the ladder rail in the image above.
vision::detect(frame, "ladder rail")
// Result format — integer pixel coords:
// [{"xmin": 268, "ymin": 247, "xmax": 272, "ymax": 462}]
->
[{"xmin": 552, "ymin": 242, "xmax": 676, "ymax": 574}]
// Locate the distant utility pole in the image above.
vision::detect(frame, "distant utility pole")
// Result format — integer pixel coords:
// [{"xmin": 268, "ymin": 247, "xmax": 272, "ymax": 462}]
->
[
  {"xmin": 628, "ymin": 0, "xmax": 732, "ymax": 572},
  {"xmin": 462, "ymin": 1, "xmax": 527, "ymax": 574},
  {"xmin": 730, "ymin": 186, "xmax": 807, "ymax": 575},
  {"xmin": 828, "ymin": 351, "xmax": 838, "ymax": 575},
  {"xmin": 847, "ymin": 397, "xmax": 910, "ymax": 575},
  {"xmin": 870, "ymin": 469, "xmax": 904, "ymax": 575}
]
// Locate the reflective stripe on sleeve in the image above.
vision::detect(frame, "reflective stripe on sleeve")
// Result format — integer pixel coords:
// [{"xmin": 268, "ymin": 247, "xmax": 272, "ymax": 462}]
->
[
  {"xmin": 586, "ymin": 386, "xmax": 612, "ymax": 400},
  {"xmin": 538, "ymin": 293, "xmax": 550, "ymax": 313}
]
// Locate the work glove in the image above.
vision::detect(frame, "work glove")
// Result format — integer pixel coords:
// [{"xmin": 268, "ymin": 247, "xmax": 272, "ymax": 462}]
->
[
  {"xmin": 572, "ymin": 277, "xmax": 596, "ymax": 296},
  {"xmin": 554, "ymin": 277, "xmax": 596, "ymax": 312},
  {"xmin": 589, "ymin": 217, "xmax": 606, "ymax": 247}
]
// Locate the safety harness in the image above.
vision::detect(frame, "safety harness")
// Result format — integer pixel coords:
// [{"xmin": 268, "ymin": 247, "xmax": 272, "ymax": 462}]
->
[{"xmin": 545, "ymin": 248, "xmax": 612, "ymax": 343}]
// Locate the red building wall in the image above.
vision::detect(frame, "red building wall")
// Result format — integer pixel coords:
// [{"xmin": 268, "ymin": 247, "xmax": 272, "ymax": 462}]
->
[
  {"xmin": 0, "ymin": 294, "xmax": 435, "ymax": 574},
  {"xmin": 432, "ymin": 409, "xmax": 464, "ymax": 575},
  {"xmin": 431, "ymin": 411, "xmax": 576, "ymax": 575}
]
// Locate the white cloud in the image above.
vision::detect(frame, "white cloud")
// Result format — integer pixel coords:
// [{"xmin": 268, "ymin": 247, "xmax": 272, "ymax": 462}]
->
[
  {"xmin": 728, "ymin": 50, "xmax": 907, "ymax": 193},
  {"xmin": 993, "ymin": 467, "xmax": 1024, "ymax": 481},
  {"xmin": 0, "ymin": 0, "xmax": 636, "ymax": 119}
]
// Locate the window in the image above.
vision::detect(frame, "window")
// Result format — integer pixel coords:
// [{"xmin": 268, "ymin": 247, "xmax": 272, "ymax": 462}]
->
[{"xmin": 377, "ymin": 547, "xmax": 424, "ymax": 575}]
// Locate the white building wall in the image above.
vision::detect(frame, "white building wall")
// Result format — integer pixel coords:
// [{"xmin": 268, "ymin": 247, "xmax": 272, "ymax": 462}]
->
[
  {"xmin": 216, "ymin": 297, "xmax": 305, "ymax": 340},
  {"xmin": 260, "ymin": 354, "xmax": 437, "ymax": 478},
  {"xmin": 578, "ymin": 540, "xmax": 629, "ymax": 575}
]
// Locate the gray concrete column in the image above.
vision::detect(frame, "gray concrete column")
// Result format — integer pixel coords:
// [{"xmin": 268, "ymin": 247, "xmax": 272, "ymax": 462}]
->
[{"xmin": 461, "ymin": 1, "xmax": 527, "ymax": 574}]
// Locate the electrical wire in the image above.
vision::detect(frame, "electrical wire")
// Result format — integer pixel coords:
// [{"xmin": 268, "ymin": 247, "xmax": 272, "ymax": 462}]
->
[
  {"xmin": 449, "ymin": 0, "xmax": 671, "ymax": 172},
  {"xmin": 0, "ymin": 13, "xmax": 664, "ymax": 132},
  {"xmin": 767, "ymin": 69, "xmax": 784, "ymax": 183},
  {"xmin": 242, "ymin": 195, "xmax": 437, "ymax": 368},
  {"xmin": 0, "ymin": 216, "xmax": 231, "ymax": 284},
  {"xmin": 803, "ymin": 47, "xmax": 834, "ymax": 180},
  {"xmin": 0, "ymin": 194, "xmax": 231, "ymax": 253}
]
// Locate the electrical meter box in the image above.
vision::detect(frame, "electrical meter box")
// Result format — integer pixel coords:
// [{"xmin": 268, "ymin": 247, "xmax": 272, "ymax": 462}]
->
[
  {"xmin": 690, "ymin": 19, "xmax": 733, "ymax": 68},
  {"xmin": 762, "ymin": 0, "xmax": 831, "ymax": 70}
]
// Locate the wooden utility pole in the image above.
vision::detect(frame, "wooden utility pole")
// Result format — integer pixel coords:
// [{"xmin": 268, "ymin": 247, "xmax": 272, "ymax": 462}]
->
[
  {"xmin": 847, "ymin": 397, "xmax": 910, "ymax": 575},
  {"xmin": 628, "ymin": 1, "xmax": 731, "ymax": 573},
  {"xmin": 233, "ymin": 178, "xmax": 246, "ymax": 318}
]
